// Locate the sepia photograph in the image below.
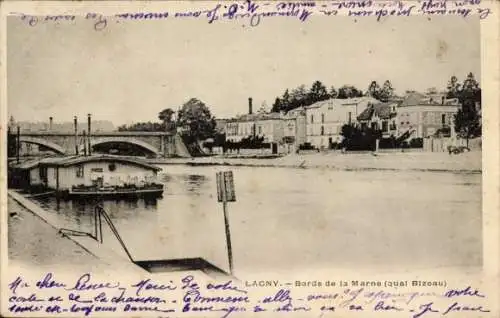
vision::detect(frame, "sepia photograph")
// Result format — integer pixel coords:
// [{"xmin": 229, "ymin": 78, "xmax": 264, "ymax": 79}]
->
[{"xmin": 5, "ymin": 9, "xmax": 483, "ymax": 282}]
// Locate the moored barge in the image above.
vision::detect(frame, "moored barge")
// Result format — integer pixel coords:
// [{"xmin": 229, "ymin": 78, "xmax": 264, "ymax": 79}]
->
[{"xmin": 9, "ymin": 155, "xmax": 164, "ymax": 199}]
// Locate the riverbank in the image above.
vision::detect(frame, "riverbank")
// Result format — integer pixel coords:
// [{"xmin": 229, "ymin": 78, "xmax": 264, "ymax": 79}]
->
[
  {"xmin": 149, "ymin": 150, "xmax": 481, "ymax": 173},
  {"xmin": 7, "ymin": 191, "xmax": 145, "ymax": 274},
  {"xmin": 7, "ymin": 196, "xmax": 106, "ymax": 271}
]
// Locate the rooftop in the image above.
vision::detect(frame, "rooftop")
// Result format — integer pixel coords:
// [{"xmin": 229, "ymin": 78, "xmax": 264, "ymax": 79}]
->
[
  {"xmin": 400, "ymin": 92, "xmax": 460, "ymax": 107},
  {"xmin": 305, "ymin": 97, "xmax": 379, "ymax": 109},
  {"xmin": 357, "ymin": 102, "xmax": 397, "ymax": 121},
  {"xmin": 228, "ymin": 112, "xmax": 283, "ymax": 122}
]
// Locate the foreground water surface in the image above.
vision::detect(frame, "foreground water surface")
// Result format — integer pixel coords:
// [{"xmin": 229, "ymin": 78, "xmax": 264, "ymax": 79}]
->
[{"xmin": 32, "ymin": 164, "xmax": 482, "ymax": 274}]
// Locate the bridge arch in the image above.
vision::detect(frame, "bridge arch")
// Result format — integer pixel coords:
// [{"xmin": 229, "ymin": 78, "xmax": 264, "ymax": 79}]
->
[
  {"xmin": 19, "ymin": 137, "xmax": 67, "ymax": 155},
  {"xmin": 82, "ymin": 137, "xmax": 161, "ymax": 156}
]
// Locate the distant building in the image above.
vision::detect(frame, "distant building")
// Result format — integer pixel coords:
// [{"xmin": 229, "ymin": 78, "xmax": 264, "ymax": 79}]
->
[
  {"xmin": 304, "ymin": 97, "xmax": 378, "ymax": 149},
  {"xmin": 357, "ymin": 101, "xmax": 399, "ymax": 138},
  {"xmin": 223, "ymin": 98, "xmax": 309, "ymax": 153},
  {"xmin": 397, "ymin": 92, "xmax": 460, "ymax": 139},
  {"xmin": 284, "ymin": 107, "xmax": 307, "ymax": 151},
  {"xmin": 225, "ymin": 112, "xmax": 284, "ymax": 143}
]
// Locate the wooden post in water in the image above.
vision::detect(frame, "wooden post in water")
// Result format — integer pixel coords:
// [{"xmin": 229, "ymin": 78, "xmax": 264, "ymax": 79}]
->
[
  {"xmin": 16, "ymin": 126, "xmax": 20, "ymax": 163},
  {"xmin": 216, "ymin": 171, "xmax": 236, "ymax": 274},
  {"xmin": 74, "ymin": 116, "xmax": 79, "ymax": 155},
  {"xmin": 87, "ymin": 114, "xmax": 92, "ymax": 156}
]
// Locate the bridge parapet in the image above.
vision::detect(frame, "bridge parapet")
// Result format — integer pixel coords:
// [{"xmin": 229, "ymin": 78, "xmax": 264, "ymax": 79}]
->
[{"xmin": 18, "ymin": 131, "xmax": 174, "ymax": 137}]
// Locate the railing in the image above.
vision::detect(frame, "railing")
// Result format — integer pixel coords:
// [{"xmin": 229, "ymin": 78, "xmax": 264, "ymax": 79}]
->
[{"xmin": 59, "ymin": 205, "xmax": 134, "ymax": 262}]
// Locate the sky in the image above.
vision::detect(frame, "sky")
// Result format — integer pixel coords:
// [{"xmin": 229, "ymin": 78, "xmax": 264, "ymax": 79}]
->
[{"xmin": 7, "ymin": 14, "xmax": 481, "ymax": 126}]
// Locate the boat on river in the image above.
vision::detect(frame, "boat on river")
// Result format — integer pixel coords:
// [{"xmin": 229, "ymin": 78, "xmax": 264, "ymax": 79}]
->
[{"xmin": 9, "ymin": 155, "xmax": 164, "ymax": 199}]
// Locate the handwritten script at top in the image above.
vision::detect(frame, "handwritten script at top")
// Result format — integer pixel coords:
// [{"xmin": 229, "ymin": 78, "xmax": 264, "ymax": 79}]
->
[
  {"xmin": 6, "ymin": 272, "xmax": 491, "ymax": 317},
  {"xmin": 9, "ymin": 0, "xmax": 494, "ymax": 31}
]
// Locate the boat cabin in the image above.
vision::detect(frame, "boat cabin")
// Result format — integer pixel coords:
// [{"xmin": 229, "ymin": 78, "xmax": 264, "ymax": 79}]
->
[{"xmin": 10, "ymin": 155, "xmax": 164, "ymax": 198}]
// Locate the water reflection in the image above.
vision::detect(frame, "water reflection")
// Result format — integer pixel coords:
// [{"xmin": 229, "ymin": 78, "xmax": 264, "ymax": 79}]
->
[{"xmin": 31, "ymin": 165, "xmax": 482, "ymax": 274}]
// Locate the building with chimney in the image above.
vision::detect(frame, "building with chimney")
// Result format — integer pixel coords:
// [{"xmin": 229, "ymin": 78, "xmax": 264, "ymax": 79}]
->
[{"xmin": 223, "ymin": 97, "xmax": 307, "ymax": 153}]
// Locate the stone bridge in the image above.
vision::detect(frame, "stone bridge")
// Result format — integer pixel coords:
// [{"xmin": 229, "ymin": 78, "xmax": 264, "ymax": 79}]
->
[{"xmin": 16, "ymin": 131, "xmax": 191, "ymax": 158}]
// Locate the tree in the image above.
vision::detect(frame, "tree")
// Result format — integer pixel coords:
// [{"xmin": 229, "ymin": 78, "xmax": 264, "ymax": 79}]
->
[
  {"xmin": 281, "ymin": 89, "xmax": 291, "ymax": 111},
  {"xmin": 379, "ymin": 80, "xmax": 394, "ymax": 102},
  {"xmin": 329, "ymin": 86, "xmax": 338, "ymax": 98},
  {"xmin": 453, "ymin": 72, "xmax": 481, "ymax": 146},
  {"xmin": 289, "ymin": 85, "xmax": 308, "ymax": 109},
  {"xmin": 158, "ymin": 108, "xmax": 176, "ymax": 132},
  {"xmin": 118, "ymin": 122, "xmax": 164, "ymax": 132},
  {"xmin": 453, "ymin": 107, "xmax": 481, "ymax": 147},
  {"xmin": 176, "ymin": 98, "xmax": 216, "ymax": 142},
  {"xmin": 367, "ymin": 81, "xmax": 381, "ymax": 99},
  {"xmin": 446, "ymin": 76, "xmax": 461, "ymax": 99},
  {"xmin": 258, "ymin": 101, "xmax": 268, "ymax": 114},
  {"xmin": 462, "ymin": 72, "xmax": 480, "ymax": 93},
  {"xmin": 271, "ymin": 97, "xmax": 282, "ymax": 113},
  {"xmin": 308, "ymin": 80, "xmax": 329, "ymax": 104},
  {"xmin": 338, "ymin": 85, "xmax": 363, "ymax": 99}
]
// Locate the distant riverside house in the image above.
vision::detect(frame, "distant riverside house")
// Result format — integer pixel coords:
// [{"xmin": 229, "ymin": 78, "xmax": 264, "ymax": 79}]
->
[
  {"xmin": 396, "ymin": 92, "xmax": 460, "ymax": 139},
  {"xmin": 223, "ymin": 105, "xmax": 307, "ymax": 153},
  {"xmin": 357, "ymin": 102, "xmax": 399, "ymax": 139},
  {"xmin": 305, "ymin": 97, "xmax": 378, "ymax": 149},
  {"xmin": 225, "ymin": 112, "xmax": 284, "ymax": 143},
  {"xmin": 283, "ymin": 107, "xmax": 307, "ymax": 149}
]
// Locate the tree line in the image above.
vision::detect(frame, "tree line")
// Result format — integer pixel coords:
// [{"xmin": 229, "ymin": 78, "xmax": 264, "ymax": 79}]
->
[{"xmin": 270, "ymin": 80, "xmax": 395, "ymax": 113}]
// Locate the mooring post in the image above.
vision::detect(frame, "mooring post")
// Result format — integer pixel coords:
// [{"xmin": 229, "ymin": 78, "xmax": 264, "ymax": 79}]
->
[
  {"xmin": 222, "ymin": 199, "xmax": 233, "ymax": 274},
  {"xmin": 87, "ymin": 114, "xmax": 92, "ymax": 156},
  {"xmin": 74, "ymin": 116, "xmax": 79, "ymax": 155},
  {"xmin": 216, "ymin": 171, "xmax": 235, "ymax": 275},
  {"xmin": 16, "ymin": 126, "xmax": 20, "ymax": 163}
]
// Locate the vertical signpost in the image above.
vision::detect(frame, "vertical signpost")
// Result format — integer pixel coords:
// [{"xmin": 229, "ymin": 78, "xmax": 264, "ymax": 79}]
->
[{"xmin": 216, "ymin": 171, "xmax": 236, "ymax": 275}]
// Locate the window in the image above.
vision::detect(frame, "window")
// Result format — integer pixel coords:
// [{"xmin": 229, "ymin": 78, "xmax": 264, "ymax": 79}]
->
[
  {"xmin": 441, "ymin": 114, "xmax": 446, "ymax": 126},
  {"xmin": 53, "ymin": 169, "xmax": 57, "ymax": 179},
  {"xmin": 382, "ymin": 121, "xmax": 388, "ymax": 132},
  {"xmin": 39, "ymin": 167, "xmax": 47, "ymax": 180},
  {"xmin": 348, "ymin": 112, "xmax": 352, "ymax": 124},
  {"xmin": 321, "ymin": 126, "xmax": 324, "ymax": 135},
  {"xmin": 76, "ymin": 165, "xmax": 84, "ymax": 178},
  {"xmin": 310, "ymin": 115, "xmax": 314, "ymax": 124},
  {"xmin": 321, "ymin": 113, "xmax": 325, "ymax": 123},
  {"xmin": 258, "ymin": 126, "xmax": 262, "ymax": 134}
]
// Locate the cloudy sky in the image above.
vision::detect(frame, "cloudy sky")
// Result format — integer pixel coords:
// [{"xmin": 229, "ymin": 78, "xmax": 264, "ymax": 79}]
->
[{"xmin": 7, "ymin": 13, "xmax": 480, "ymax": 126}]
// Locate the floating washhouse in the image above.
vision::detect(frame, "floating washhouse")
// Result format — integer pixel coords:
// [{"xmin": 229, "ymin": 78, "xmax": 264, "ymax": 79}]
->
[{"xmin": 9, "ymin": 155, "xmax": 164, "ymax": 199}]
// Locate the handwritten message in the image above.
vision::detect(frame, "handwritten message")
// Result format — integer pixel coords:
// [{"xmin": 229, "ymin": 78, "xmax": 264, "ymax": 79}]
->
[
  {"xmin": 6, "ymin": 273, "xmax": 491, "ymax": 317},
  {"xmin": 9, "ymin": 0, "xmax": 494, "ymax": 31}
]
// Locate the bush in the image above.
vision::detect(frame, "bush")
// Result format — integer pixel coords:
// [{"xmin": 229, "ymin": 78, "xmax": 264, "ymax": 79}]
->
[
  {"xmin": 299, "ymin": 143, "xmax": 316, "ymax": 151},
  {"xmin": 340, "ymin": 124, "xmax": 381, "ymax": 151},
  {"xmin": 409, "ymin": 138, "xmax": 423, "ymax": 148}
]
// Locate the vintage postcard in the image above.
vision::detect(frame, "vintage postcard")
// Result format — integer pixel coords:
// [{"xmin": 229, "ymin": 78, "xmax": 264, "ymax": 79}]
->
[{"xmin": 1, "ymin": 0, "xmax": 499, "ymax": 317}]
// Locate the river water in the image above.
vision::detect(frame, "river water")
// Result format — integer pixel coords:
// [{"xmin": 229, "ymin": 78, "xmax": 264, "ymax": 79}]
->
[{"xmin": 32, "ymin": 164, "xmax": 482, "ymax": 275}]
